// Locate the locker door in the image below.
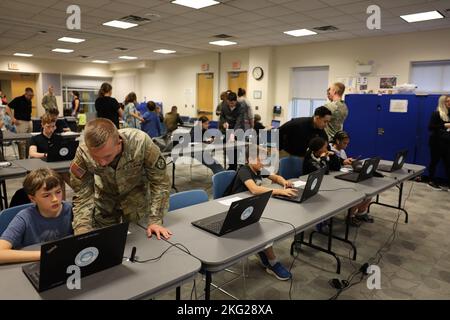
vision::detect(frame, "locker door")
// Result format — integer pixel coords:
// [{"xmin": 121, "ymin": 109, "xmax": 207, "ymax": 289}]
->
[
  {"xmin": 376, "ymin": 95, "xmax": 419, "ymax": 163},
  {"xmin": 343, "ymin": 94, "xmax": 380, "ymax": 158}
]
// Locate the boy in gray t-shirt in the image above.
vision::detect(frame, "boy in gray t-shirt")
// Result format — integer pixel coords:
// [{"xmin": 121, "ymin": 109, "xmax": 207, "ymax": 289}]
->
[{"xmin": 0, "ymin": 169, "xmax": 72, "ymax": 264}]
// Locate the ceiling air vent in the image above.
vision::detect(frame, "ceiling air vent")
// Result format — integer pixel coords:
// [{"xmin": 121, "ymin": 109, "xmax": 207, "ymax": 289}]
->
[
  {"xmin": 120, "ymin": 15, "xmax": 151, "ymax": 24},
  {"xmin": 313, "ymin": 25, "xmax": 339, "ymax": 31},
  {"xmin": 214, "ymin": 34, "xmax": 233, "ymax": 39}
]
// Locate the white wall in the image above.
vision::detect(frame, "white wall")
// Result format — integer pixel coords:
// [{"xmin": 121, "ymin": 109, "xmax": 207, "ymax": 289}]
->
[{"xmin": 138, "ymin": 53, "xmax": 221, "ymax": 117}]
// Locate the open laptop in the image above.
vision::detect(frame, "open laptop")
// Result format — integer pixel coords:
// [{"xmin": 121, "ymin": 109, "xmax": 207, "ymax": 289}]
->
[
  {"xmin": 335, "ymin": 157, "xmax": 380, "ymax": 183},
  {"xmin": 22, "ymin": 222, "xmax": 129, "ymax": 293},
  {"xmin": 44, "ymin": 139, "xmax": 79, "ymax": 162},
  {"xmin": 271, "ymin": 120, "xmax": 281, "ymax": 129},
  {"xmin": 191, "ymin": 191, "xmax": 272, "ymax": 236},
  {"xmin": 273, "ymin": 168, "xmax": 325, "ymax": 203},
  {"xmin": 378, "ymin": 150, "xmax": 408, "ymax": 172}
]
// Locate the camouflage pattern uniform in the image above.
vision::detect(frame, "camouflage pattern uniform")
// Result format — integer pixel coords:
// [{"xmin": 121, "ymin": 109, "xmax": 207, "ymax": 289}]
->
[
  {"xmin": 70, "ymin": 128, "xmax": 170, "ymax": 234},
  {"xmin": 325, "ymin": 100, "xmax": 349, "ymax": 140}
]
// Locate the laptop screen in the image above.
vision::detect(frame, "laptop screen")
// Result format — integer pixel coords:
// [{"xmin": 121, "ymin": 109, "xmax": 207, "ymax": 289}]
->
[{"xmin": 271, "ymin": 120, "xmax": 280, "ymax": 129}]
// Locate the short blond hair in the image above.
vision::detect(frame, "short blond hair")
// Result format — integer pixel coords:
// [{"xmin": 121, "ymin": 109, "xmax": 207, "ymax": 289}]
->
[
  {"xmin": 84, "ymin": 118, "xmax": 120, "ymax": 148},
  {"xmin": 333, "ymin": 82, "xmax": 346, "ymax": 97},
  {"xmin": 41, "ymin": 113, "xmax": 56, "ymax": 125},
  {"xmin": 23, "ymin": 168, "xmax": 63, "ymax": 196}
]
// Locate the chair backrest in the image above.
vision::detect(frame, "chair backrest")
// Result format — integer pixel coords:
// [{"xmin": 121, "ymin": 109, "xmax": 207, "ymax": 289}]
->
[
  {"xmin": 208, "ymin": 121, "xmax": 218, "ymax": 129},
  {"xmin": 0, "ymin": 203, "xmax": 34, "ymax": 236},
  {"xmin": 212, "ymin": 170, "xmax": 236, "ymax": 200},
  {"xmin": 279, "ymin": 156, "xmax": 303, "ymax": 180},
  {"xmin": 169, "ymin": 189, "xmax": 209, "ymax": 212}
]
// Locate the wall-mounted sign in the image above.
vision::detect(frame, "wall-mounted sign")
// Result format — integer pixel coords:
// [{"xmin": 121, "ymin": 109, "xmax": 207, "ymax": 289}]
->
[
  {"xmin": 8, "ymin": 63, "xmax": 19, "ymax": 70},
  {"xmin": 201, "ymin": 63, "xmax": 209, "ymax": 71},
  {"xmin": 232, "ymin": 60, "xmax": 241, "ymax": 70}
]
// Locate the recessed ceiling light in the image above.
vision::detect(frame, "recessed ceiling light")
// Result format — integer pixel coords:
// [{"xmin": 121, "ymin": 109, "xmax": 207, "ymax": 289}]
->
[
  {"xmin": 119, "ymin": 56, "xmax": 138, "ymax": 60},
  {"xmin": 92, "ymin": 60, "xmax": 109, "ymax": 64},
  {"xmin": 284, "ymin": 29, "xmax": 317, "ymax": 37},
  {"xmin": 400, "ymin": 10, "xmax": 444, "ymax": 23},
  {"xmin": 103, "ymin": 20, "xmax": 138, "ymax": 29},
  {"xmin": 154, "ymin": 49, "xmax": 176, "ymax": 54},
  {"xmin": 52, "ymin": 48, "xmax": 74, "ymax": 53},
  {"xmin": 14, "ymin": 53, "xmax": 33, "ymax": 57},
  {"xmin": 58, "ymin": 37, "xmax": 85, "ymax": 43},
  {"xmin": 209, "ymin": 40, "xmax": 237, "ymax": 46},
  {"xmin": 171, "ymin": 0, "xmax": 219, "ymax": 9}
]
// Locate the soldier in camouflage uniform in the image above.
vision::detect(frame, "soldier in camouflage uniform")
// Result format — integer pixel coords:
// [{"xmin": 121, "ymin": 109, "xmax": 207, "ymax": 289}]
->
[
  {"xmin": 324, "ymin": 82, "xmax": 349, "ymax": 141},
  {"xmin": 70, "ymin": 118, "xmax": 172, "ymax": 239}
]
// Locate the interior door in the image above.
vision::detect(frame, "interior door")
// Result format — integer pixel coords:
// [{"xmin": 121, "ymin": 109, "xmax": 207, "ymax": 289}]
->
[
  {"xmin": 197, "ymin": 73, "xmax": 214, "ymax": 119},
  {"xmin": 11, "ymin": 78, "xmax": 38, "ymax": 117},
  {"xmin": 227, "ymin": 71, "xmax": 247, "ymax": 94}
]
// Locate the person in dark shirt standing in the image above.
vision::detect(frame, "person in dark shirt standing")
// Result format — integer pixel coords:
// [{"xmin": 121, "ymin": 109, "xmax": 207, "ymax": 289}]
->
[
  {"xmin": 219, "ymin": 92, "xmax": 245, "ymax": 170},
  {"xmin": 428, "ymin": 95, "xmax": 450, "ymax": 190},
  {"xmin": 278, "ymin": 106, "xmax": 331, "ymax": 158},
  {"xmin": 95, "ymin": 82, "xmax": 123, "ymax": 129},
  {"xmin": 28, "ymin": 113, "xmax": 61, "ymax": 159},
  {"xmin": 6, "ymin": 87, "xmax": 34, "ymax": 159}
]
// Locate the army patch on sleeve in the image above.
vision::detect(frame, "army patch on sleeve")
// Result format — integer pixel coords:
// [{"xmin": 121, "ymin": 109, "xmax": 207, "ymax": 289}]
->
[
  {"xmin": 70, "ymin": 162, "xmax": 86, "ymax": 179},
  {"xmin": 156, "ymin": 156, "xmax": 167, "ymax": 170}
]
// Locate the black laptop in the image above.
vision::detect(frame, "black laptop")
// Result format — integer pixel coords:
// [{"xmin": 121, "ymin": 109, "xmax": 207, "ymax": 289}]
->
[
  {"xmin": 378, "ymin": 150, "xmax": 408, "ymax": 172},
  {"xmin": 335, "ymin": 157, "xmax": 380, "ymax": 183},
  {"xmin": 45, "ymin": 139, "xmax": 79, "ymax": 162},
  {"xmin": 191, "ymin": 191, "xmax": 272, "ymax": 236},
  {"xmin": 22, "ymin": 222, "xmax": 129, "ymax": 293},
  {"xmin": 273, "ymin": 168, "xmax": 325, "ymax": 203}
]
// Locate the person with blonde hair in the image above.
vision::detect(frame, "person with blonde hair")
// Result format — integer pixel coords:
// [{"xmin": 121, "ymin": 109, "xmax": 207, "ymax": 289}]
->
[{"xmin": 428, "ymin": 95, "xmax": 450, "ymax": 190}]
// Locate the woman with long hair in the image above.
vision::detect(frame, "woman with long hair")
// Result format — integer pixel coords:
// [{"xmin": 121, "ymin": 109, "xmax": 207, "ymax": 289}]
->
[
  {"xmin": 123, "ymin": 92, "xmax": 143, "ymax": 129},
  {"xmin": 95, "ymin": 82, "xmax": 123, "ymax": 129},
  {"xmin": 428, "ymin": 95, "xmax": 450, "ymax": 190},
  {"xmin": 71, "ymin": 90, "xmax": 80, "ymax": 116}
]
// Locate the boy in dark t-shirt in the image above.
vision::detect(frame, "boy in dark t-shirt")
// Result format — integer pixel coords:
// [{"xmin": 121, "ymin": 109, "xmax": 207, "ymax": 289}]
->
[{"xmin": 228, "ymin": 145, "xmax": 297, "ymax": 281}]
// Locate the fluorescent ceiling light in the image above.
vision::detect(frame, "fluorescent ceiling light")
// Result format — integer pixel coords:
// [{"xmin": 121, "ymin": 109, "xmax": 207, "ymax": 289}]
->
[
  {"xmin": 171, "ymin": 0, "xmax": 219, "ymax": 9},
  {"xmin": 58, "ymin": 37, "xmax": 85, "ymax": 43},
  {"xmin": 14, "ymin": 53, "xmax": 33, "ymax": 57},
  {"xmin": 154, "ymin": 49, "xmax": 176, "ymax": 54},
  {"xmin": 92, "ymin": 60, "xmax": 109, "ymax": 64},
  {"xmin": 119, "ymin": 56, "xmax": 138, "ymax": 60},
  {"xmin": 400, "ymin": 10, "xmax": 444, "ymax": 23},
  {"xmin": 103, "ymin": 20, "xmax": 138, "ymax": 29},
  {"xmin": 284, "ymin": 29, "xmax": 317, "ymax": 37},
  {"xmin": 209, "ymin": 40, "xmax": 237, "ymax": 46},
  {"xmin": 52, "ymin": 48, "xmax": 74, "ymax": 53}
]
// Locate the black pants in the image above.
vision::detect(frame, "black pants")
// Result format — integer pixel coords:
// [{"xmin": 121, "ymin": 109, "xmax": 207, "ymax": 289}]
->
[{"xmin": 429, "ymin": 140, "xmax": 450, "ymax": 185}]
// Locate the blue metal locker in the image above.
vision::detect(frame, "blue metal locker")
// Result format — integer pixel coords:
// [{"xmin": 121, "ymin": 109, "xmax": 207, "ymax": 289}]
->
[
  {"xmin": 376, "ymin": 95, "xmax": 419, "ymax": 163},
  {"xmin": 343, "ymin": 94, "xmax": 380, "ymax": 158}
]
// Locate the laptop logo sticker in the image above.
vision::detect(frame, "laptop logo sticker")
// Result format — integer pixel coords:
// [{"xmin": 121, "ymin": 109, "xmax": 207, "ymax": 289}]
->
[
  {"xmin": 398, "ymin": 156, "xmax": 404, "ymax": 165},
  {"xmin": 60, "ymin": 147, "xmax": 69, "ymax": 157},
  {"xmin": 75, "ymin": 247, "xmax": 99, "ymax": 267},
  {"xmin": 311, "ymin": 178, "xmax": 318, "ymax": 190},
  {"xmin": 366, "ymin": 165, "xmax": 374, "ymax": 175},
  {"xmin": 241, "ymin": 206, "xmax": 254, "ymax": 221}
]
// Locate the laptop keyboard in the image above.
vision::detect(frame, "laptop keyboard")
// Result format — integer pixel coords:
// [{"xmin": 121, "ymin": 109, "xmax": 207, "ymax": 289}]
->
[{"xmin": 205, "ymin": 220, "xmax": 223, "ymax": 233}]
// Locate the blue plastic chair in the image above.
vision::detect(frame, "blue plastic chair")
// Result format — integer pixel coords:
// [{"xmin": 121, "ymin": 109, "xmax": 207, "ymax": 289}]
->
[
  {"xmin": 0, "ymin": 203, "xmax": 34, "ymax": 236},
  {"xmin": 208, "ymin": 121, "xmax": 218, "ymax": 129},
  {"xmin": 169, "ymin": 189, "xmax": 209, "ymax": 212},
  {"xmin": 279, "ymin": 156, "xmax": 303, "ymax": 180},
  {"xmin": 212, "ymin": 170, "xmax": 236, "ymax": 200}
]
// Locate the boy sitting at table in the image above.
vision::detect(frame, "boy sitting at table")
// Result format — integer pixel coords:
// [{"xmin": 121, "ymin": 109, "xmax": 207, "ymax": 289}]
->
[
  {"xmin": 226, "ymin": 145, "xmax": 297, "ymax": 281},
  {"xmin": 0, "ymin": 168, "xmax": 72, "ymax": 264}
]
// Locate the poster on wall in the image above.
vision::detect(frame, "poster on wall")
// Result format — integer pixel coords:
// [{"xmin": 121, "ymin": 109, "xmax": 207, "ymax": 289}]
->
[
  {"xmin": 390, "ymin": 99, "xmax": 408, "ymax": 113},
  {"xmin": 380, "ymin": 77, "xmax": 397, "ymax": 89}
]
